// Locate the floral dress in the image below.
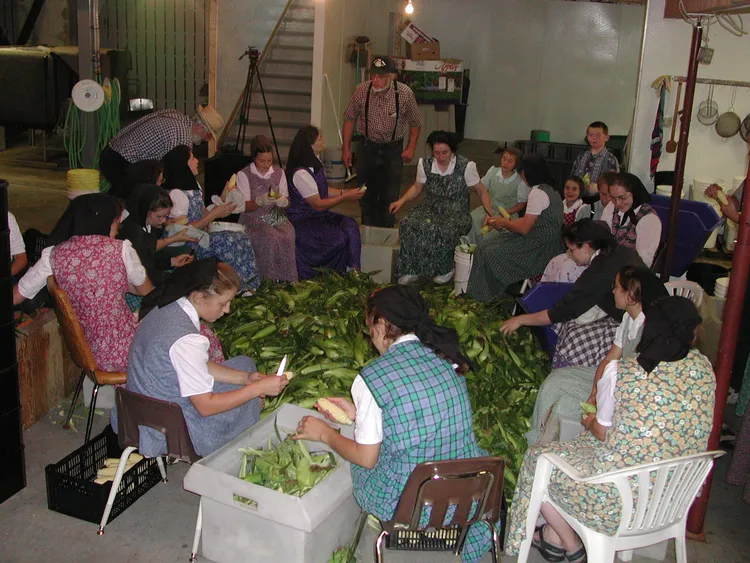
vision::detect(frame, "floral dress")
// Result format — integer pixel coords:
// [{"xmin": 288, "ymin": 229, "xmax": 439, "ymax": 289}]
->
[
  {"xmin": 505, "ymin": 350, "xmax": 715, "ymax": 555},
  {"xmin": 183, "ymin": 189, "xmax": 260, "ymax": 290},
  {"xmin": 396, "ymin": 155, "xmax": 473, "ymax": 278}
]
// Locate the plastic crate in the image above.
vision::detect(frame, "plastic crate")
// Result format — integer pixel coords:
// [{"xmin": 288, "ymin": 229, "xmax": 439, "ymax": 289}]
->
[
  {"xmin": 649, "ymin": 195, "xmax": 723, "ymax": 277},
  {"xmin": 183, "ymin": 404, "xmax": 361, "ymax": 563},
  {"xmin": 387, "ymin": 528, "xmax": 460, "ymax": 551},
  {"xmin": 45, "ymin": 429, "xmax": 162, "ymax": 524}
]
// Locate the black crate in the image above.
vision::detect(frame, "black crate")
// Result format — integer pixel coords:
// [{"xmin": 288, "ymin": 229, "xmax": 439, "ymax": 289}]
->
[
  {"xmin": 45, "ymin": 429, "xmax": 161, "ymax": 525},
  {"xmin": 0, "ymin": 446, "xmax": 26, "ymax": 504}
]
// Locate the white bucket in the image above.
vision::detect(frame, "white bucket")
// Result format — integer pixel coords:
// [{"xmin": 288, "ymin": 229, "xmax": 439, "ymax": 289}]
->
[
  {"xmin": 322, "ymin": 148, "xmax": 346, "ymax": 184},
  {"xmin": 454, "ymin": 249, "xmax": 474, "ymax": 295},
  {"xmin": 714, "ymin": 276, "xmax": 729, "ymax": 298},
  {"xmin": 655, "ymin": 185, "xmax": 689, "ymax": 199}
]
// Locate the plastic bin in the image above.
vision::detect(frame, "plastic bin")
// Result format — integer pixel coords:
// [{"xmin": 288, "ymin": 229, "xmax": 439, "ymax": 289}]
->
[
  {"xmin": 45, "ymin": 428, "xmax": 161, "ymax": 524},
  {"xmin": 360, "ymin": 226, "xmax": 400, "ymax": 284},
  {"xmin": 649, "ymin": 195, "xmax": 723, "ymax": 278},
  {"xmin": 515, "ymin": 282, "xmax": 574, "ymax": 358},
  {"xmin": 183, "ymin": 404, "xmax": 361, "ymax": 563}
]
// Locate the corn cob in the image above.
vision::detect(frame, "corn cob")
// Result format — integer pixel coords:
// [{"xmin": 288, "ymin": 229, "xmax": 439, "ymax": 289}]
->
[
  {"xmin": 228, "ymin": 173, "xmax": 237, "ymax": 188},
  {"xmin": 497, "ymin": 205, "xmax": 511, "ymax": 219},
  {"xmin": 317, "ymin": 398, "xmax": 353, "ymax": 425}
]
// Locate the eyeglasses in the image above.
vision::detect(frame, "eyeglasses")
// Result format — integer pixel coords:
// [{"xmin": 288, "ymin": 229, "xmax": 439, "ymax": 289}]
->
[{"xmin": 611, "ymin": 192, "xmax": 632, "ymax": 204}]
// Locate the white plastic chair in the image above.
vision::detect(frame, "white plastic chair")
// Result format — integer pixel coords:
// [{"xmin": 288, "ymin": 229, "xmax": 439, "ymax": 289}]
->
[
  {"xmin": 665, "ymin": 280, "xmax": 704, "ymax": 309},
  {"xmin": 516, "ymin": 450, "xmax": 725, "ymax": 563}
]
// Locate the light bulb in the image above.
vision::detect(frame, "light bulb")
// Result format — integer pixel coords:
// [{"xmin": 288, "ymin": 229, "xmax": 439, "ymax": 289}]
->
[{"xmin": 405, "ymin": 1, "xmax": 414, "ymax": 14}]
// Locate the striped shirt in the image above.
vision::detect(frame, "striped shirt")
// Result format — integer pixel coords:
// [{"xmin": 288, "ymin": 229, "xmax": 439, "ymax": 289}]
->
[
  {"xmin": 343, "ymin": 81, "xmax": 422, "ymax": 143},
  {"xmin": 109, "ymin": 109, "xmax": 193, "ymax": 163}
]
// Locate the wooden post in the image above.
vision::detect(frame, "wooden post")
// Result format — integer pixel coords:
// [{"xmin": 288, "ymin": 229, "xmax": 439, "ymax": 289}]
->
[{"xmin": 207, "ymin": 0, "xmax": 218, "ymax": 157}]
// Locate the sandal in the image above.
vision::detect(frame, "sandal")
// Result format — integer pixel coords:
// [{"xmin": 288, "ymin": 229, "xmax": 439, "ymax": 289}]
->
[
  {"xmin": 565, "ymin": 544, "xmax": 587, "ymax": 563},
  {"xmin": 531, "ymin": 524, "xmax": 566, "ymax": 562}
]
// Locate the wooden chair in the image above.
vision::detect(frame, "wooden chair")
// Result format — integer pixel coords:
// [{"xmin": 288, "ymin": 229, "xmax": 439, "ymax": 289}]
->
[
  {"xmin": 46, "ymin": 275, "xmax": 126, "ymax": 443},
  {"xmin": 98, "ymin": 387, "xmax": 201, "ymax": 535},
  {"xmin": 374, "ymin": 457, "xmax": 505, "ymax": 563}
]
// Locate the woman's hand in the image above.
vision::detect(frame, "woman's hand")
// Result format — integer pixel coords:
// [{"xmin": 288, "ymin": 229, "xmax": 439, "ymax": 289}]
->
[
  {"xmin": 500, "ymin": 316, "xmax": 524, "ymax": 335},
  {"xmin": 293, "ymin": 415, "xmax": 334, "ymax": 443},
  {"xmin": 169, "ymin": 229, "xmax": 199, "ymax": 244},
  {"xmin": 209, "ymin": 201, "xmax": 236, "ymax": 220},
  {"xmin": 251, "ymin": 374, "xmax": 288, "ymax": 397},
  {"xmin": 171, "ymin": 254, "xmax": 193, "ymax": 268},
  {"xmin": 389, "ymin": 199, "xmax": 405, "ymax": 214},
  {"xmin": 586, "ymin": 389, "xmax": 597, "ymax": 409},
  {"xmin": 342, "ymin": 188, "xmax": 365, "ymax": 201},
  {"xmin": 315, "ymin": 397, "xmax": 356, "ymax": 423},
  {"xmin": 704, "ymin": 183, "xmax": 720, "ymax": 199}
]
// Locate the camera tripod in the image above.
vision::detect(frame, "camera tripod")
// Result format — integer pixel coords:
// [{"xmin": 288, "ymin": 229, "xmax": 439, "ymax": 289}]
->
[{"xmin": 226, "ymin": 46, "xmax": 282, "ymax": 165}]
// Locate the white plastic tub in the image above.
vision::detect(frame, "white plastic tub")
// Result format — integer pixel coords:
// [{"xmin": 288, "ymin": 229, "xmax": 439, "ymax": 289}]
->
[
  {"xmin": 454, "ymin": 249, "xmax": 473, "ymax": 295},
  {"xmin": 183, "ymin": 404, "xmax": 361, "ymax": 563}
]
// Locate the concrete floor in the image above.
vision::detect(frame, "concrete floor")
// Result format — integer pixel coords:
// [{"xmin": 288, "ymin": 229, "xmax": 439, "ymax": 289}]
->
[{"xmin": 2, "ymin": 133, "xmax": 749, "ymax": 562}]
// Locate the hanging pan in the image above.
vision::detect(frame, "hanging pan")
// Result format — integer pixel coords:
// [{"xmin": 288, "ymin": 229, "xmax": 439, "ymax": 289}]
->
[
  {"xmin": 697, "ymin": 84, "xmax": 719, "ymax": 126},
  {"xmin": 740, "ymin": 114, "xmax": 750, "ymax": 144},
  {"xmin": 715, "ymin": 86, "xmax": 741, "ymax": 139}
]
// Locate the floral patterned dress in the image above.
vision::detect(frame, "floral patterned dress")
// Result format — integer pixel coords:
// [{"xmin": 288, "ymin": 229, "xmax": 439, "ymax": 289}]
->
[
  {"xmin": 183, "ymin": 189, "xmax": 260, "ymax": 290},
  {"xmin": 49, "ymin": 236, "xmax": 136, "ymax": 372},
  {"xmin": 505, "ymin": 350, "xmax": 715, "ymax": 555}
]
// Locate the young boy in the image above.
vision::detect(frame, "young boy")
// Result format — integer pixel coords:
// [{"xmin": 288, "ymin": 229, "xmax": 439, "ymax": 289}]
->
[
  {"xmin": 592, "ymin": 171, "xmax": 616, "ymax": 221},
  {"xmin": 571, "ymin": 121, "xmax": 620, "ymax": 195}
]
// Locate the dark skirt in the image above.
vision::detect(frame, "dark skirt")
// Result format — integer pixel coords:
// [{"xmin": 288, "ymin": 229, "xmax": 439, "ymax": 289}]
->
[{"xmin": 290, "ymin": 212, "xmax": 361, "ymax": 279}]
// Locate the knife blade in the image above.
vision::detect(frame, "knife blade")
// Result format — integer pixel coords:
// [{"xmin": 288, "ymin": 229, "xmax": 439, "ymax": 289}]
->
[{"xmin": 275, "ymin": 355, "xmax": 288, "ymax": 377}]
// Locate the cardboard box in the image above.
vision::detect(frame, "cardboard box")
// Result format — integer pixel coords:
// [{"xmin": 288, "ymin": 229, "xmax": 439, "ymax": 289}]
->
[
  {"xmin": 360, "ymin": 226, "xmax": 400, "ymax": 284},
  {"xmin": 394, "ymin": 58, "xmax": 464, "ymax": 103},
  {"xmin": 407, "ymin": 42, "xmax": 441, "ymax": 61}
]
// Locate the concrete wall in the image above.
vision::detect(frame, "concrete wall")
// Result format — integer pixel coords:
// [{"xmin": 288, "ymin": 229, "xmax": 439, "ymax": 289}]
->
[
  {"xmin": 629, "ymin": 0, "xmax": 750, "ymax": 192},
  {"xmin": 7, "ymin": 0, "xmax": 71, "ymax": 45}
]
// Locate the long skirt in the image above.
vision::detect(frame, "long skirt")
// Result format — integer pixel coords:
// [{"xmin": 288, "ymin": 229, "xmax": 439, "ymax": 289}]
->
[
  {"xmin": 291, "ymin": 212, "xmax": 361, "ymax": 280},
  {"xmin": 239, "ymin": 214, "xmax": 298, "ymax": 282},
  {"xmin": 195, "ymin": 231, "xmax": 261, "ymax": 291},
  {"xmin": 727, "ymin": 396, "xmax": 750, "ymax": 505}
]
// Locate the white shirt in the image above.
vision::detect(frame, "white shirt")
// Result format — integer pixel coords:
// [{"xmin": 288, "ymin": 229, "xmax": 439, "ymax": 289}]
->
[
  {"xmin": 292, "ymin": 168, "xmax": 322, "ymax": 199},
  {"xmin": 525, "ymin": 185, "xmax": 551, "ymax": 216},
  {"xmin": 16, "ymin": 240, "xmax": 147, "ymax": 300},
  {"xmin": 596, "ymin": 359, "xmax": 619, "ymax": 427},
  {"xmin": 614, "ymin": 311, "xmax": 645, "ymax": 349},
  {"xmin": 350, "ymin": 333, "xmax": 422, "ymax": 445},
  {"xmin": 601, "ymin": 203, "xmax": 662, "ymax": 267},
  {"xmin": 415, "ymin": 155, "xmax": 481, "ymax": 186},
  {"xmin": 8, "ymin": 212, "xmax": 25, "ymax": 257},
  {"xmin": 170, "ymin": 297, "xmax": 215, "ymax": 397},
  {"xmin": 237, "ymin": 163, "xmax": 289, "ymax": 201},
  {"xmin": 169, "ymin": 189, "xmax": 192, "ymax": 218},
  {"xmin": 562, "ymin": 199, "xmax": 591, "ymax": 221}
]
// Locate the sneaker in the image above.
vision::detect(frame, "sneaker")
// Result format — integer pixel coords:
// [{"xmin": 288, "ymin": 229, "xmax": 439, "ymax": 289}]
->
[
  {"xmin": 398, "ymin": 275, "xmax": 418, "ymax": 285},
  {"xmin": 727, "ymin": 388, "xmax": 739, "ymax": 405},
  {"xmin": 720, "ymin": 423, "xmax": 736, "ymax": 445},
  {"xmin": 433, "ymin": 270, "xmax": 455, "ymax": 285}
]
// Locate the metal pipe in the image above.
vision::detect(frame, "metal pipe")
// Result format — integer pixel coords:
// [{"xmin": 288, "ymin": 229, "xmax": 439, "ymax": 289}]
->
[
  {"xmin": 687, "ymin": 153, "xmax": 750, "ymax": 534},
  {"xmin": 673, "ymin": 76, "xmax": 750, "ymax": 89},
  {"xmin": 660, "ymin": 22, "xmax": 702, "ymax": 280}
]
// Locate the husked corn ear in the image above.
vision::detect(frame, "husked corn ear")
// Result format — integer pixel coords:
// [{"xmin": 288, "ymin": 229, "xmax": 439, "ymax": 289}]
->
[
  {"xmin": 102, "ymin": 453, "xmax": 143, "ymax": 468},
  {"xmin": 97, "ymin": 466, "xmax": 119, "ymax": 478},
  {"xmin": 715, "ymin": 189, "xmax": 729, "ymax": 206},
  {"xmin": 284, "ymin": 371, "xmax": 295, "ymax": 380},
  {"xmin": 228, "ymin": 173, "xmax": 237, "ymax": 188},
  {"xmin": 317, "ymin": 398, "xmax": 353, "ymax": 425},
  {"xmin": 497, "ymin": 205, "xmax": 511, "ymax": 220},
  {"xmin": 94, "ymin": 476, "xmax": 113, "ymax": 485}
]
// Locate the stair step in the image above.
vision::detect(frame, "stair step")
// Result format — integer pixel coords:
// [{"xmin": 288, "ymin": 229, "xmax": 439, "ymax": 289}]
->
[
  {"xmin": 260, "ymin": 74, "xmax": 313, "ymax": 92},
  {"xmin": 253, "ymin": 92, "xmax": 311, "ymax": 110},
  {"xmin": 248, "ymin": 107, "xmax": 311, "ymax": 124},
  {"xmin": 275, "ymin": 32, "xmax": 314, "ymax": 48},
  {"xmin": 263, "ymin": 60, "xmax": 313, "ymax": 77},
  {"xmin": 267, "ymin": 45, "xmax": 313, "ymax": 62}
]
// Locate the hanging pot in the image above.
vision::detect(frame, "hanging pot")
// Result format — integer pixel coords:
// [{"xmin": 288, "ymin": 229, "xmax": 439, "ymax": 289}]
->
[
  {"xmin": 697, "ymin": 84, "xmax": 719, "ymax": 126},
  {"xmin": 740, "ymin": 114, "xmax": 750, "ymax": 144},
  {"xmin": 715, "ymin": 86, "xmax": 741, "ymax": 139}
]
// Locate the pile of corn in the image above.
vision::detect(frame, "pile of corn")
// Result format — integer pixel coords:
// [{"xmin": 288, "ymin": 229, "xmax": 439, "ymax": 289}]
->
[{"xmin": 215, "ymin": 270, "xmax": 549, "ymax": 493}]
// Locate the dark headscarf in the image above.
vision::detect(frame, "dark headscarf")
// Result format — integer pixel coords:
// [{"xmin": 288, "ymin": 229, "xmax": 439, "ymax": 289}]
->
[
  {"xmin": 628, "ymin": 266, "xmax": 669, "ymax": 314},
  {"xmin": 517, "ymin": 154, "xmax": 555, "ymax": 187},
  {"xmin": 161, "ymin": 145, "xmax": 199, "ymax": 192},
  {"xmin": 369, "ymin": 285, "xmax": 471, "ymax": 370},
  {"xmin": 124, "ymin": 184, "xmax": 171, "ymax": 228},
  {"xmin": 48, "ymin": 193, "xmax": 123, "ymax": 246},
  {"xmin": 614, "ymin": 172, "xmax": 652, "ymax": 227},
  {"xmin": 286, "ymin": 126, "xmax": 322, "ymax": 171},
  {"xmin": 636, "ymin": 296, "xmax": 701, "ymax": 373},
  {"xmin": 139, "ymin": 257, "xmax": 219, "ymax": 320},
  {"xmin": 563, "ymin": 218, "xmax": 617, "ymax": 252}
]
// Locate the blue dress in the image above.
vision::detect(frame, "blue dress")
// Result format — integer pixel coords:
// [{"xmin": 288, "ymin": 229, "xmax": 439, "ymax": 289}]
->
[{"xmin": 184, "ymin": 189, "xmax": 261, "ymax": 290}]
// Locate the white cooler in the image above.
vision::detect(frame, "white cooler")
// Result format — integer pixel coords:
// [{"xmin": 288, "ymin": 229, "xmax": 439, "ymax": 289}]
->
[{"xmin": 183, "ymin": 404, "xmax": 361, "ymax": 563}]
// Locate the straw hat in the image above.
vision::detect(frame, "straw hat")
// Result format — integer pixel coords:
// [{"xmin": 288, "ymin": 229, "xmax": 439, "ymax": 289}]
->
[{"xmin": 195, "ymin": 105, "xmax": 225, "ymax": 142}]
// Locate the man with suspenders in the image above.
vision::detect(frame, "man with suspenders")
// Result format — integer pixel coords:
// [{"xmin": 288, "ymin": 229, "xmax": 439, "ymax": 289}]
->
[{"xmin": 342, "ymin": 56, "xmax": 422, "ymax": 227}]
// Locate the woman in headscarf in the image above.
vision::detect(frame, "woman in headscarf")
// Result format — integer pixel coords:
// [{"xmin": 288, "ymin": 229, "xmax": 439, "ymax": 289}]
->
[
  {"xmin": 234, "ymin": 135, "xmax": 297, "ymax": 282},
  {"xmin": 12, "ymin": 193, "xmax": 153, "ymax": 372},
  {"xmin": 162, "ymin": 145, "xmax": 261, "ymax": 291},
  {"xmin": 502, "ymin": 220, "xmax": 646, "ymax": 368},
  {"xmin": 505, "ymin": 296, "xmax": 715, "ymax": 563},
  {"xmin": 293, "ymin": 285, "xmax": 495, "ymax": 563},
  {"xmin": 601, "ymin": 172, "xmax": 662, "ymax": 267},
  {"xmin": 285, "ymin": 125, "xmax": 364, "ymax": 279},
  {"xmin": 115, "ymin": 259, "xmax": 288, "ymax": 457},
  {"xmin": 525, "ymin": 264, "xmax": 668, "ymax": 445},
  {"xmin": 390, "ymin": 130, "xmax": 492, "ymax": 285},
  {"xmin": 467, "ymin": 154, "xmax": 564, "ymax": 301}
]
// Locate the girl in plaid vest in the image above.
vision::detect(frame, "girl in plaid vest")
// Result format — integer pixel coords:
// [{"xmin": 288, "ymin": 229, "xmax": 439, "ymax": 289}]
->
[{"xmin": 294, "ymin": 285, "xmax": 497, "ymax": 563}]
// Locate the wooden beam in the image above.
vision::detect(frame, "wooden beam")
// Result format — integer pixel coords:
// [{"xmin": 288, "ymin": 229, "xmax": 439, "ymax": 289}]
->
[
  {"xmin": 207, "ymin": 0, "xmax": 218, "ymax": 157},
  {"xmin": 16, "ymin": 0, "xmax": 47, "ymax": 45}
]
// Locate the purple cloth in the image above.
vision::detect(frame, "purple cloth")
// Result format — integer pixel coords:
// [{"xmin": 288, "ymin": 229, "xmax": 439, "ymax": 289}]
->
[{"xmin": 287, "ymin": 166, "xmax": 361, "ymax": 279}]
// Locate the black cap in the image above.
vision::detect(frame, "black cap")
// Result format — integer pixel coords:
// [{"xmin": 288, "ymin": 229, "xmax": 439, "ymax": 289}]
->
[{"xmin": 371, "ymin": 56, "xmax": 398, "ymax": 74}]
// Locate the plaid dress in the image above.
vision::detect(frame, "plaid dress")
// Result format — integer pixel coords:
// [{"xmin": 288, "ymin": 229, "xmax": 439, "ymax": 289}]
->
[{"xmin": 350, "ymin": 340, "xmax": 493, "ymax": 563}]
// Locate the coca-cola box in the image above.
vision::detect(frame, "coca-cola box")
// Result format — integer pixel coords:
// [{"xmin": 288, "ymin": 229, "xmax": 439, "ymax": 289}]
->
[{"xmin": 394, "ymin": 58, "xmax": 464, "ymax": 103}]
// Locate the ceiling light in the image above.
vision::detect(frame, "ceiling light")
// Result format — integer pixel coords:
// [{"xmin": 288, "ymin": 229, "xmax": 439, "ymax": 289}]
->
[{"xmin": 405, "ymin": 0, "xmax": 414, "ymax": 15}]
